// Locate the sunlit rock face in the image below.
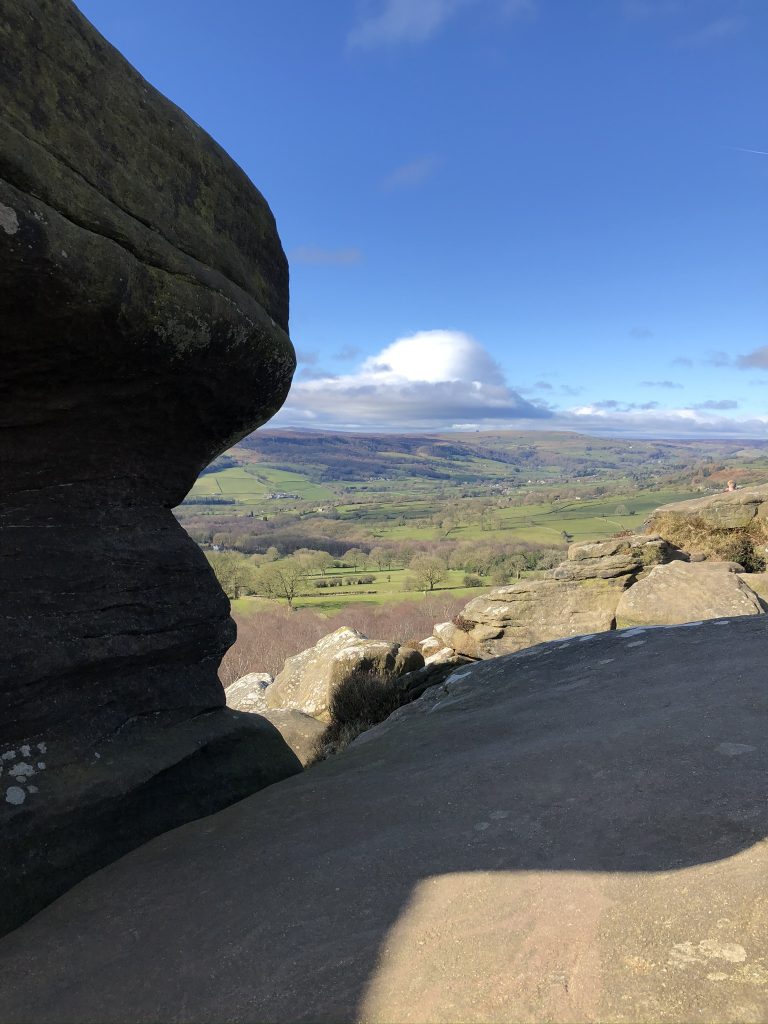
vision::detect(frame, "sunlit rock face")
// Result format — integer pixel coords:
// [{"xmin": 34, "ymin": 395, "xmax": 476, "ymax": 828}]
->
[{"xmin": 0, "ymin": 0, "xmax": 300, "ymax": 935}]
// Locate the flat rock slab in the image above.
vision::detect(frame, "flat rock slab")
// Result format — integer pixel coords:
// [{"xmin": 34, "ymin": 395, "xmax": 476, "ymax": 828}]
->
[{"xmin": 2, "ymin": 617, "xmax": 768, "ymax": 1022}]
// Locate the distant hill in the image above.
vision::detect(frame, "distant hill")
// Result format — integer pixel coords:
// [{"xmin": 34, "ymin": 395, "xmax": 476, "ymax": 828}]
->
[{"xmin": 230, "ymin": 428, "xmax": 768, "ymax": 484}]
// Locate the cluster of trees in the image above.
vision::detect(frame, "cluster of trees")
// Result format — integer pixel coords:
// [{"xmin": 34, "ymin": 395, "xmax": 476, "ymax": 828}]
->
[{"xmin": 205, "ymin": 537, "xmax": 563, "ymax": 609}]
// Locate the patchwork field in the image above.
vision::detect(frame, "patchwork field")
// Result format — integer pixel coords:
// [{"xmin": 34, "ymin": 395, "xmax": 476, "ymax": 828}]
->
[{"xmin": 175, "ymin": 429, "xmax": 768, "ymax": 616}]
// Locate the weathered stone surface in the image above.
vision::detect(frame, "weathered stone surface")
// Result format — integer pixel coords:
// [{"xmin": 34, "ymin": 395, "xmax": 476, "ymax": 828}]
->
[
  {"xmin": 3, "ymin": 617, "xmax": 768, "ymax": 1023},
  {"xmin": 418, "ymin": 636, "xmax": 443, "ymax": 658},
  {"xmin": 401, "ymin": 652, "xmax": 475, "ymax": 700},
  {"xmin": 425, "ymin": 646, "xmax": 471, "ymax": 667},
  {"xmin": 433, "ymin": 621, "xmax": 485, "ymax": 659},
  {"xmin": 449, "ymin": 577, "xmax": 629, "ymax": 657},
  {"xmin": 655, "ymin": 485, "xmax": 768, "ymax": 529},
  {"xmin": 258, "ymin": 709, "xmax": 325, "ymax": 767},
  {"xmin": 265, "ymin": 628, "xmax": 424, "ymax": 720},
  {"xmin": 0, "ymin": 0, "xmax": 299, "ymax": 935},
  {"xmin": 225, "ymin": 673, "xmax": 273, "ymax": 713},
  {"xmin": 553, "ymin": 533, "xmax": 680, "ymax": 581},
  {"xmin": 741, "ymin": 572, "xmax": 768, "ymax": 607},
  {"xmin": 615, "ymin": 561, "xmax": 764, "ymax": 628}
]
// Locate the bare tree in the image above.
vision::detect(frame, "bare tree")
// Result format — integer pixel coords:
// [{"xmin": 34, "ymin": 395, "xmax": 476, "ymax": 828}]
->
[
  {"xmin": 205, "ymin": 551, "xmax": 253, "ymax": 599},
  {"xmin": 253, "ymin": 558, "xmax": 308, "ymax": 609},
  {"xmin": 409, "ymin": 554, "xmax": 447, "ymax": 593},
  {"xmin": 368, "ymin": 546, "xmax": 389, "ymax": 571},
  {"xmin": 343, "ymin": 547, "xmax": 366, "ymax": 571}
]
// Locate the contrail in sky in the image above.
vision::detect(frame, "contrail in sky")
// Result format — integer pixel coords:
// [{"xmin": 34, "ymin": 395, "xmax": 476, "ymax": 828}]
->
[{"xmin": 728, "ymin": 146, "xmax": 768, "ymax": 156}]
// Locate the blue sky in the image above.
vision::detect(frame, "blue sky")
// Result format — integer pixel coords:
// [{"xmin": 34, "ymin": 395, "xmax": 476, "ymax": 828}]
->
[{"xmin": 78, "ymin": 0, "xmax": 767, "ymax": 437}]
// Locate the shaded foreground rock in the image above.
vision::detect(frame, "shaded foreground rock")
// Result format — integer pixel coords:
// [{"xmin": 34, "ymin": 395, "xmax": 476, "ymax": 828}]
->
[
  {"xmin": 258, "ymin": 709, "xmax": 326, "ymax": 766},
  {"xmin": 3, "ymin": 617, "xmax": 768, "ymax": 1023},
  {"xmin": 399, "ymin": 649, "xmax": 475, "ymax": 700},
  {"xmin": 265, "ymin": 627, "xmax": 424, "ymax": 720},
  {"xmin": 616, "ymin": 560, "xmax": 764, "ymax": 627},
  {"xmin": 0, "ymin": 0, "xmax": 298, "ymax": 934}
]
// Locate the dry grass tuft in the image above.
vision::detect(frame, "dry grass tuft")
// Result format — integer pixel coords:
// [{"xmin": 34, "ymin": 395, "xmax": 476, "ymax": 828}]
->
[
  {"xmin": 308, "ymin": 670, "xmax": 409, "ymax": 764},
  {"xmin": 649, "ymin": 512, "xmax": 767, "ymax": 572}
]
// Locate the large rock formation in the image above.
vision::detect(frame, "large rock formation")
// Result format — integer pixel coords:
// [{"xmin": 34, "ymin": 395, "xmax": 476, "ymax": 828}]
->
[
  {"xmin": 2, "ymin": 616, "xmax": 768, "ymax": 1022},
  {"xmin": 435, "ymin": 534, "xmax": 680, "ymax": 659},
  {"xmin": 437, "ymin": 576, "xmax": 629, "ymax": 658},
  {"xmin": 435, "ymin": 519, "xmax": 768, "ymax": 660},
  {"xmin": 649, "ymin": 486, "xmax": 768, "ymax": 568},
  {"xmin": 0, "ymin": 0, "xmax": 300, "ymax": 935},
  {"xmin": 265, "ymin": 627, "xmax": 424, "ymax": 720},
  {"xmin": 616, "ymin": 560, "xmax": 764, "ymax": 628},
  {"xmin": 654, "ymin": 484, "xmax": 768, "ymax": 529},
  {"xmin": 552, "ymin": 533, "xmax": 679, "ymax": 581}
]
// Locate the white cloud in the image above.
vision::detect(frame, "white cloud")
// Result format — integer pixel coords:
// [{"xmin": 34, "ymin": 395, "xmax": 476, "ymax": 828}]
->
[
  {"xmin": 275, "ymin": 330, "xmax": 550, "ymax": 430},
  {"xmin": 555, "ymin": 404, "xmax": 768, "ymax": 439},
  {"xmin": 694, "ymin": 399, "xmax": 738, "ymax": 410},
  {"xmin": 681, "ymin": 16, "xmax": 746, "ymax": 46},
  {"xmin": 348, "ymin": 0, "xmax": 534, "ymax": 48},
  {"xmin": 737, "ymin": 346, "xmax": 768, "ymax": 369},
  {"xmin": 348, "ymin": 0, "xmax": 471, "ymax": 48},
  {"xmin": 274, "ymin": 331, "xmax": 766, "ymax": 437},
  {"xmin": 362, "ymin": 331, "xmax": 505, "ymax": 383},
  {"xmin": 382, "ymin": 157, "xmax": 438, "ymax": 190}
]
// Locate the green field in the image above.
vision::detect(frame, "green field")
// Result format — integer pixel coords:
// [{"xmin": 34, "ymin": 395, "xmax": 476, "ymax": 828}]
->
[
  {"xmin": 231, "ymin": 565, "xmax": 491, "ymax": 616},
  {"xmin": 177, "ymin": 430, "xmax": 768, "ymax": 621},
  {"xmin": 319, "ymin": 486, "xmax": 700, "ymax": 545},
  {"xmin": 187, "ymin": 464, "xmax": 333, "ymax": 505}
]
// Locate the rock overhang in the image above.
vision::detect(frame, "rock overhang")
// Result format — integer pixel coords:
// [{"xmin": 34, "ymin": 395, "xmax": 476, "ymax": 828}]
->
[{"xmin": 0, "ymin": 0, "xmax": 300, "ymax": 938}]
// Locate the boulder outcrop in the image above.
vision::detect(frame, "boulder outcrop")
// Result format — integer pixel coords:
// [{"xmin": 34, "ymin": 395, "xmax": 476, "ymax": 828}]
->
[
  {"xmin": 3, "ymin": 616, "xmax": 768, "ymax": 1023},
  {"xmin": 225, "ymin": 673, "xmax": 274, "ymax": 713},
  {"xmin": 441, "ymin": 576, "xmax": 631, "ymax": 657},
  {"xmin": 265, "ymin": 628, "xmax": 424, "ymax": 720},
  {"xmin": 615, "ymin": 560, "xmax": 764, "ymax": 628},
  {"xmin": 649, "ymin": 487, "xmax": 768, "ymax": 569},
  {"xmin": 434, "ymin": 522, "xmax": 768, "ymax": 660},
  {"xmin": 654, "ymin": 484, "xmax": 768, "ymax": 529},
  {"xmin": 0, "ymin": 0, "xmax": 299, "ymax": 935},
  {"xmin": 741, "ymin": 572, "xmax": 768, "ymax": 605},
  {"xmin": 552, "ymin": 533, "xmax": 678, "ymax": 581}
]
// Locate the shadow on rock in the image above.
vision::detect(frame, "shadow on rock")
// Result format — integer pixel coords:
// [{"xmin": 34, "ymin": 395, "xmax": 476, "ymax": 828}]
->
[{"xmin": 2, "ymin": 616, "xmax": 768, "ymax": 1022}]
